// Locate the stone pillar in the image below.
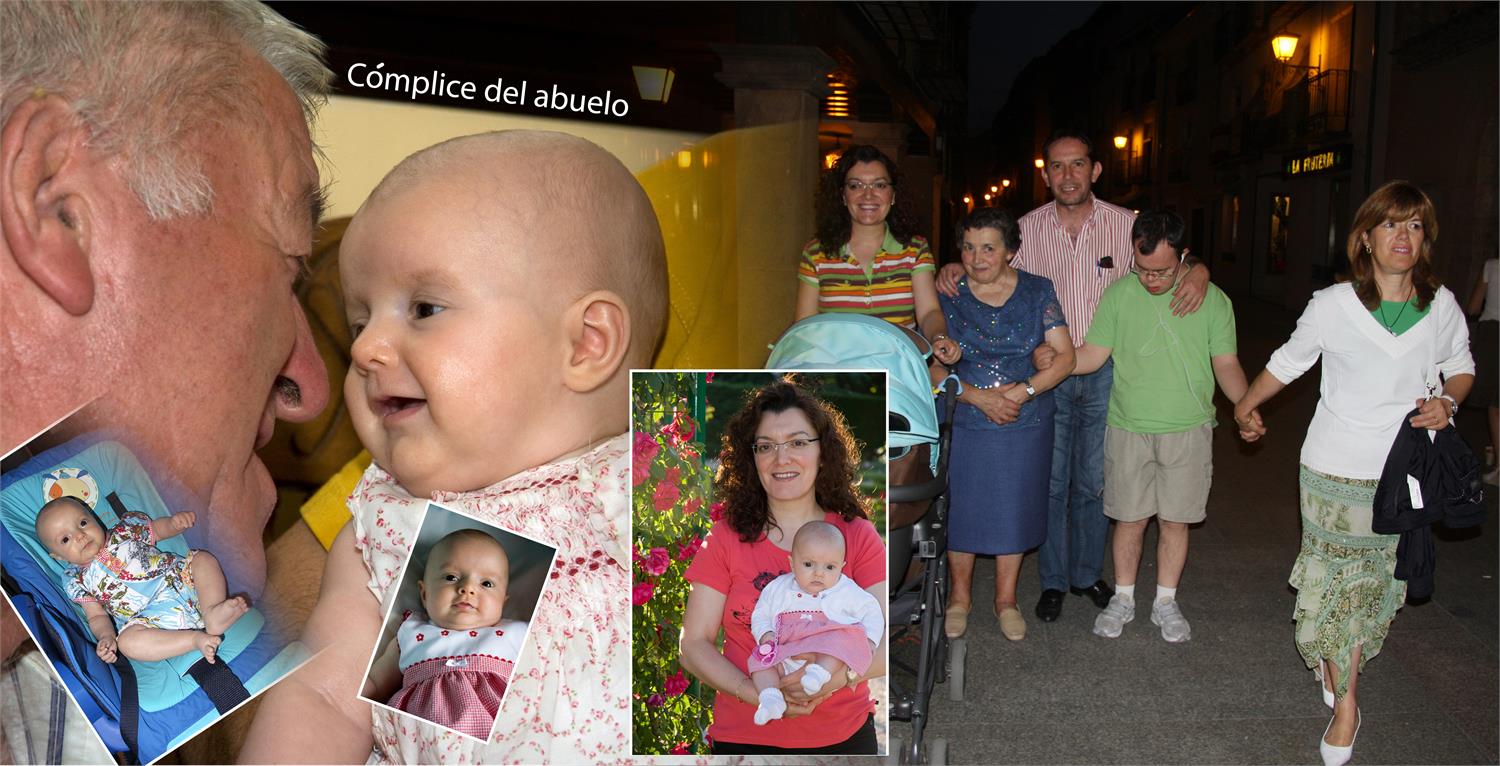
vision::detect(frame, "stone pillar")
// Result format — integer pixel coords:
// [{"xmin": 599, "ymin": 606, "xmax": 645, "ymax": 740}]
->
[{"xmin": 713, "ymin": 44, "xmax": 834, "ymax": 366}]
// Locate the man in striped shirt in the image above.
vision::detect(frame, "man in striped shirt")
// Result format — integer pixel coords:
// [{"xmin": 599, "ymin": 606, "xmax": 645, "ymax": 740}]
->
[{"xmin": 938, "ymin": 129, "xmax": 1209, "ymax": 624}]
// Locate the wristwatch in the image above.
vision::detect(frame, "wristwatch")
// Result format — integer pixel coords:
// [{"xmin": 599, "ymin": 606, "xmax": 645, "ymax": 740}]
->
[
  {"xmin": 1439, "ymin": 394, "xmax": 1458, "ymax": 417},
  {"xmin": 1023, "ymin": 380, "xmax": 1037, "ymax": 400}
]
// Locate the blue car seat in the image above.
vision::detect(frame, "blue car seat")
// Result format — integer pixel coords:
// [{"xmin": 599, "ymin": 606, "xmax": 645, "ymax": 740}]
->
[{"xmin": 0, "ymin": 437, "xmax": 309, "ymax": 763}]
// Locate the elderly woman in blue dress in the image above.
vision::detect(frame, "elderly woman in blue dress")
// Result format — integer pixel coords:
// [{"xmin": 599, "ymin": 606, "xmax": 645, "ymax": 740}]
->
[{"xmin": 938, "ymin": 207, "xmax": 1075, "ymax": 641}]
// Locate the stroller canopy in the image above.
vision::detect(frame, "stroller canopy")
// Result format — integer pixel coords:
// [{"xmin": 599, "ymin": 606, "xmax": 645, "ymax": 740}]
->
[{"xmin": 767, "ymin": 314, "xmax": 938, "ymax": 451}]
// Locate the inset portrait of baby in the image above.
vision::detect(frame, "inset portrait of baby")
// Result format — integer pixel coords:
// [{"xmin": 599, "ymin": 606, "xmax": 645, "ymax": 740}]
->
[
  {"xmin": 631, "ymin": 370, "xmax": 890, "ymax": 757},
  {"xmin": 0, "ymin": 420, "xmax": 311, "ymax": 765},
  {"xmin": 358, "ymin": 503, "xmax": 556, "ymax": 743}
]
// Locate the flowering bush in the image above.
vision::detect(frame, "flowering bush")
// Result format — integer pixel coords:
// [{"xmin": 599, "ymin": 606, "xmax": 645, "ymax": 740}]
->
[{"xmin": 631, "ymin": 372, "xmax": 714, "ymax": 754}]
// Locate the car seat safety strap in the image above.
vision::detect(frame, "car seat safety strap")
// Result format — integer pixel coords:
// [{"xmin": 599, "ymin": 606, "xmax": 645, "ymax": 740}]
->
[
  {"xmin": 106, "ymin": 491, "xmax": 128, "ymax": 519},
  {"xmin": 186, "ymin": 657, "xmax": 249, "ymax": 712},
  {"xmin": 115, "ymin": 650, "xmax": 142, "ymax": 763}
]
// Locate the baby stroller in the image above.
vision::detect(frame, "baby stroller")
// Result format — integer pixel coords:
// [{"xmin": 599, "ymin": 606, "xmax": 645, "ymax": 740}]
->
[{"xmin": 767, "ymin": 313, "xmax": 962, "ymax": 765}]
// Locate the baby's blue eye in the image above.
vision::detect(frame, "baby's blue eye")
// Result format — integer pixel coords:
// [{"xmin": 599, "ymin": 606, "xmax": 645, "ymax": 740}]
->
[
  {"xmin": 482, "ymin": 580, "xmax": 494, "ymax": 588},
  {"xmin": 443, "ymin": 574, "xmax": 458, "ymax": 582},
  {"xmin": 414, "ymin": 303, "xmax": 444, "ymax": 319}
]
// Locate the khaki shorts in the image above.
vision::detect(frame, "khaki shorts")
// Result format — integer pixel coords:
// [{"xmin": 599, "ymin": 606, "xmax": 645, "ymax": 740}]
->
[{"xmin": 1103, "ymin": 424, "xmax": 1213, "ymax": 523}]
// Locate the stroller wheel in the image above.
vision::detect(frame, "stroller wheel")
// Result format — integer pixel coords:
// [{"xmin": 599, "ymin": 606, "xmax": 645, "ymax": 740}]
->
[
  {"xmin": 947, "ymin": 638, "xmax": 966, "ymax": 701},
  {"xmin": 929, "ymin": 738, "xmax": 948, "ymax": 765}
]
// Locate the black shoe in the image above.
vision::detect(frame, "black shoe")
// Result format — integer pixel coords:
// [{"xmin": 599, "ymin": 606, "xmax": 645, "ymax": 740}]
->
[
  {"xmin": 1035, "ymin": 589, "xmax": 1065, "ymax": 622},
  {"xmin": 1070, "ymin": 580, "xmax": 1115, "ymax": 609}
]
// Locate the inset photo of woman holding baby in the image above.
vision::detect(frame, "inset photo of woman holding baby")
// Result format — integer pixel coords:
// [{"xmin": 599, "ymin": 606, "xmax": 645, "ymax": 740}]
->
[{"xmin": 630, "ymin": 371, "xmax": 889, "ymax": 756}]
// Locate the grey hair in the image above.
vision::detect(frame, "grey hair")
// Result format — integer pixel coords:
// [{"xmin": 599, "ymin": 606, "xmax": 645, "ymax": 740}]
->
[{"xmin": 0, "ymin": 0, "xmax": 331, "ymax": 220}]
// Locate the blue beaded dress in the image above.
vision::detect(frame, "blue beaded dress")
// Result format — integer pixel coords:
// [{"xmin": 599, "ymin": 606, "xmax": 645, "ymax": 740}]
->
[{"xmin": 940, "ymin": 271, "xmax": 1066, "ymax": 555}]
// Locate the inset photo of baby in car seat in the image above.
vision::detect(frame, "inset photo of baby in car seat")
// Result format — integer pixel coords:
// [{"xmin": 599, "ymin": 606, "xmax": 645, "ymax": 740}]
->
[
  {"xmin": 358, "ymin": 503, "xmax": 555, "ymax": 743},
  {"xmin": 0, "ymin": 418, "xmax": 312, "ymax": 765}
]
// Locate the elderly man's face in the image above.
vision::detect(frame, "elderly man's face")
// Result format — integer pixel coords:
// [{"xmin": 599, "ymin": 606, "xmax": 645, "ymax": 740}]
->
[{"xmin": 72, "ymin": 56, "xmax": 329, "ymax": 595}]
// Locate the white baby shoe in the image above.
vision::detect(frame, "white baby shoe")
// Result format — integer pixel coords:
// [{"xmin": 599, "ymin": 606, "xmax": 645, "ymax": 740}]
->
[
  {"xmin": 753, "ymin": 687, "xmax": 786, "ymax": 725},
  {"xmin": 801, "ymin": 663, "xmax": 832, "ymax": 695}
]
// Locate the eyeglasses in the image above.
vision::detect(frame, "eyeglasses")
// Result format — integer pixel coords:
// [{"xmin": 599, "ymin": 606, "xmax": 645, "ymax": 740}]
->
[
  {"xmin": 751, "ymin": 438, "xmax": 820, "ymax": 457},
  {"xmin": 845, "ymin": 179, "xmax": 893, "ymax": 194},
  {"xmin": 1132, "ymin": 264, "xmax": 1179, "ymax": 282}
]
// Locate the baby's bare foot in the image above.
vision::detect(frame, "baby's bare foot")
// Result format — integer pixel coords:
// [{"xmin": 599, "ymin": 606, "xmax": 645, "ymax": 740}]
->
[
  {"xmin": 203, "ymin": 595, "xmax": 250, "ymax": 635},
  {"xmin": 195, "ymin": 632, "xmax": 222, "ymax": 664}
]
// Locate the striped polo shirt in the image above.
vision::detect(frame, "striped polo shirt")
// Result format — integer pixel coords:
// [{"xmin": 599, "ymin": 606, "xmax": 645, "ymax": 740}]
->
[
  {"xmin": 798, "ymin": 227, "xmax": 936, "ymax": 329},
  {"xmin": 1013, "ymin": 196, "xmax": 1135, "ymax": 347}
]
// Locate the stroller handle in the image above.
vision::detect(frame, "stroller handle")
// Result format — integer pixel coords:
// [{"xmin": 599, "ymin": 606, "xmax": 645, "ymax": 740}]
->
[{"xmin": 888, "ymin": 377, "xmax": 958, "ymax": 505}]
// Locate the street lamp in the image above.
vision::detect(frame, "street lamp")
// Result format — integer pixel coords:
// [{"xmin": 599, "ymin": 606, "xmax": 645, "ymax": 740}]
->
[
  {"xmin": 632, "ymin": 66, "xmax": 676, "ymax": 104},
  {"xmin": 1271, "ymin": 33, "xmax": 1300, "ymax": 63},
  {"xmin": 1113, "ymin": 135, "xmax": 1128, "ymax": 150},
  {"xmin": 1034, "ymin": 158, "xmax": 1044, "ymax": 169},
  {"xmin": 983, "ymin": 193, "xmax": 992, "ymax": 202},
  {"xmin": 962, "ymin": 194, "xmax": 972, "ymax": 205},
  {"xmin": 989, "ymin": 184, "xmax": 998, "ymax": 193},
  {"xmin": 1001, "ymin": 179, "xmax": 1011, "ymax": 188}
]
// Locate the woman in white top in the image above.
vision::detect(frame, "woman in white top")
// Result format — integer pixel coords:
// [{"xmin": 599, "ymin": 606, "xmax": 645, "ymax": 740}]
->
[{"xmin": 1234, "ymin": 181, "xmax": 1474, "ymax": 766}]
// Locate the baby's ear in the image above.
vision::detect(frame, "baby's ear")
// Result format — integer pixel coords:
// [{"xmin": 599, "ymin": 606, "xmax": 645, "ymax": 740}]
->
[{"xmin": 561, "ymin": 290, "xmax": 631, "ymax": 394}]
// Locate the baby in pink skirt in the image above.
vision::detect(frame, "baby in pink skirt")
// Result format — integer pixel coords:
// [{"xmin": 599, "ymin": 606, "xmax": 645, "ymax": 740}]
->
[
  {"xmin": 364, "ymin": 529, "xmax": 527, "ymax": 740},
  {"xmin": 748, "ymin": 521, "xmax": 885, "ymax": 725}
]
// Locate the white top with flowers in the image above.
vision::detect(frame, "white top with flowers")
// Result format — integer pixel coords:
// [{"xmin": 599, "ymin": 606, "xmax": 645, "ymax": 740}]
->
[{"xmin": 350, "ymin": 434, "xmax": 630, "ymax": 765}]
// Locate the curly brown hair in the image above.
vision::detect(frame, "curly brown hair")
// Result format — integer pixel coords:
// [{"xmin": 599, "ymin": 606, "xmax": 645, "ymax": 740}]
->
[
  {"xmin": 714, "ymin": 377, "xmax": 870, "ymax": 543},
  {"xmin": 812, "ymin": 144, "xmax": 921, "ymax": 254},
  {"xmin": 1347, "ymin": 180, "xmax": 1441, "ymax": 311}
]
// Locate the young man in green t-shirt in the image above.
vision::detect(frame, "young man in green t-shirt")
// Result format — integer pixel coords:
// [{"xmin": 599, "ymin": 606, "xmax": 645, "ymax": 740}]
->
[{"xmin": 1071, "ymin": 211, "xmax": 1250, "ymax": 643}]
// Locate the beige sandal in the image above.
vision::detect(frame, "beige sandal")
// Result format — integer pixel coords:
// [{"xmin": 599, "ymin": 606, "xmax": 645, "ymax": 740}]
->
[{"xmin": 945, "ymin": 604, "xmax": 971, "ymax": 639}]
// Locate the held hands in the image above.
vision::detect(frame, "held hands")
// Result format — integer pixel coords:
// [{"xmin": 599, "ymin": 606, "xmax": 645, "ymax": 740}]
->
[
  {"xmin": 1233, "ymin": 404, "xmax": 1265, "ymax": 442},
  {"xmin": 1410, "ymin": 396, "xmax": 1453, "ymax": 431},
  {"xmin": 936, "ymin": 263, "xmax": 965, "ymax": 298},
  {"xmin": 1170, "ymin": 262, "xmax": 1209, "ymax": 317},
  {"xmin": 1032, "ymin": 343, "xmax": 1058, "ymax": 371},
  {"xmin": 931, "ymin": 336, "xmax": 962, "ymax": 365},
  {"xmin": 96, "ymin": 636, "xmax": 118, "ymax": 664}
]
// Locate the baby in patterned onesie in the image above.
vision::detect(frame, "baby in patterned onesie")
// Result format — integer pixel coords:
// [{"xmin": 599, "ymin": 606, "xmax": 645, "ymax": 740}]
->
[
  {"xmin": 748, "ymin": 521, "xmax": 885, "ymax": 726},
  {"xmin": 246, "ymin": 129, "xmax": 667, "ymax": 764},
  {"xmin": 36, "ymin": 496, "xmax": 249, "ymax": 665},
  {"xmin": 363, "ymin": 529, "xmax": 527, "ymax": 740}
]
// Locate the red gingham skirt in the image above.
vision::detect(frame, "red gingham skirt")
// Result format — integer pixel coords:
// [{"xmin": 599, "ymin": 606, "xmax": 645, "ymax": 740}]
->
[{"xmin": 389, "ymin": 654, "xmax": 512, "ymax": 740}]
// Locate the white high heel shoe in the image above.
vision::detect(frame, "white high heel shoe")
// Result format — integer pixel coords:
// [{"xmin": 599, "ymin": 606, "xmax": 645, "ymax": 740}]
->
[
  {"xmin": 1314, "ymin": 660, "xmax": 1335, "ymax": 709},
  {"xmin": 1319, "ymin": 708, "xmax": 1360, "ymax": 766}
]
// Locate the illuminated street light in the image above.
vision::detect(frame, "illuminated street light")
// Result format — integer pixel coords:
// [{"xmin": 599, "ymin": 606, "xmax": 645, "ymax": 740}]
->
[
  {"xmin": 1034, "ymin": 158, "xmax": 1045, "ymax": 169},
  {"xmin": 1271, "ymin": 33, "xmax": 1300, "ymax": 63},
  {"xmin": 1001, "ymin": 179, "xmax": 1011, "ymax": 188},
  {"xmin": 1113, "ymin": 135, "xmax": 1128, "ymax": 150}
]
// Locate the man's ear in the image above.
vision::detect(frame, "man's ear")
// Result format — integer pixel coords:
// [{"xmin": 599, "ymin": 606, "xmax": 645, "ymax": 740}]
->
[
  {"xmin": 562, "ymin": 290, "xmax": 631, "ymax": 394},
  {"xmin": 1, "ymin": 94, "xmax": 96, "ymax": 315}
]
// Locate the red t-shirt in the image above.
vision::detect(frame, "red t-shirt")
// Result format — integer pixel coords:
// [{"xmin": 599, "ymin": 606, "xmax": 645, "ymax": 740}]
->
[{"xmin": 683, "ymin": 512, "xmax": 885, "ymax": 748}]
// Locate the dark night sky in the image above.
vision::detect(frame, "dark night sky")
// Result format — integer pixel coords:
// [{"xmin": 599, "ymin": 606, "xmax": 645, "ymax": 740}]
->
[{"xmin": 966, "ymin": 1, "xmax": 1100, "ymax": 135}]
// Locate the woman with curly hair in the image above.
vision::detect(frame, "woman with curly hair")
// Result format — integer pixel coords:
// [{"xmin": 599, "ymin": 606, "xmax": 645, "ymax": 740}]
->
[
  {"xmin": 794, "ymin": 145, "xmax": 961, "ymax": 366},
  {"xmin": 679, "ymin": 378, "xmax": 886, "ymax": 754}
]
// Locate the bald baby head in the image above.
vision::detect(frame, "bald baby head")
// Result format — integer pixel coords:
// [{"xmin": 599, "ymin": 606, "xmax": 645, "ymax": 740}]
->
[{"xmin": 363, "ymin": 131, "xmax": 667, "ymax": 364}]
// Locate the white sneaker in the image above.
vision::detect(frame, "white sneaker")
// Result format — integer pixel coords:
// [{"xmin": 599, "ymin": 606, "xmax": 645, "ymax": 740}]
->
[
  {"xmin": 753, "ymin": 687, "xmax": 786, "ymax": 725},
  {"xmin": 800, "ymin": 663, "xmax": 831, "ymax": 695},
  {"xmin": 1091, "ymin": 594, "xmax": 1135, "ymax": 638},
  {"xmin": 1151, "ymin": 599, "xmax": 1192, "ymax": 643}
]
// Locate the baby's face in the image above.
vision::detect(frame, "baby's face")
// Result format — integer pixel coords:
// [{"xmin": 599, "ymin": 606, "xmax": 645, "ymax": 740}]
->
[
  {"xmin": 790, "ymin": 536, "xmax": 844, "ymax": 595},
  {"xmin": 36, "ymin": 500, "xmax": 106, "ymax": 566},
  {"xmin": 418, "ymin": 534, "xmax": 509, "ymax": 630},
  {"xmin": 340, "ymin": 183, "xmax": 566, "ymax": 498}
]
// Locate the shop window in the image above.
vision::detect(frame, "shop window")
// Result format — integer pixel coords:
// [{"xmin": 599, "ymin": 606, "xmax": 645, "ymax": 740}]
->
[{"xmin": 1269, "ymin": 195, "xmax": 1291, "ymax": 275}]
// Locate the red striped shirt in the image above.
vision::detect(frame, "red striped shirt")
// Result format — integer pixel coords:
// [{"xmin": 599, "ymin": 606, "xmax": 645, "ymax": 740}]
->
[{"xmin": 1012, "ymin": 196, "xmax": 1136, "ymax": 347}]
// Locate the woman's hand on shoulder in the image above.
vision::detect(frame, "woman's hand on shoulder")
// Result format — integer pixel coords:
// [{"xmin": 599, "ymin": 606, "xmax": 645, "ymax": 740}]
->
[{"xmin": 936, "ymin": 263, "xmax": 965, "ymax": 297}]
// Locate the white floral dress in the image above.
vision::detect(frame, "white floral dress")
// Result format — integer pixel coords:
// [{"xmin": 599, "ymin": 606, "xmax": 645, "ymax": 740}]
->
[
  {"xmin": 350, "ymin": 435, "xmax": 631, "ymax": 764},
  {"xmin": 63, "ymin": 510, "xmax": 203, "ymax": 631}
]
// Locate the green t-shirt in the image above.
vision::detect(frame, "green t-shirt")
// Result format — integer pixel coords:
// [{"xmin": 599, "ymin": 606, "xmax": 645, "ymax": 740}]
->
[
  {"xmin": 1370, "ymin": 297, "xmax": 1430, "ymax": 336},
  {"xmin": 1085, "ymin": 277, "xmax": 1238, "ymax": 433}
]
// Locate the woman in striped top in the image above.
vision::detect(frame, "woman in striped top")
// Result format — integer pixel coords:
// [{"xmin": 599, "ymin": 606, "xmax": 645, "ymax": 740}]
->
[{"xmin": 794, "ymin": 145, "xmax": 961, "ymax": 366}]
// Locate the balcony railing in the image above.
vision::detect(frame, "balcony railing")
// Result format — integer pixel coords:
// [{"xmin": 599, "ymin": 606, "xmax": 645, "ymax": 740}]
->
[{"xmin": 1284, "ymin": 68, "xmax": 1351, "ymax": 139}]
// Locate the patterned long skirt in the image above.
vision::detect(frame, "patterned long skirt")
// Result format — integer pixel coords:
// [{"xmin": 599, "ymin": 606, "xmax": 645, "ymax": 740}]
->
[{"xmin": 1288, "ymin": 465, "xmax": 1406, "ymax": 700}]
